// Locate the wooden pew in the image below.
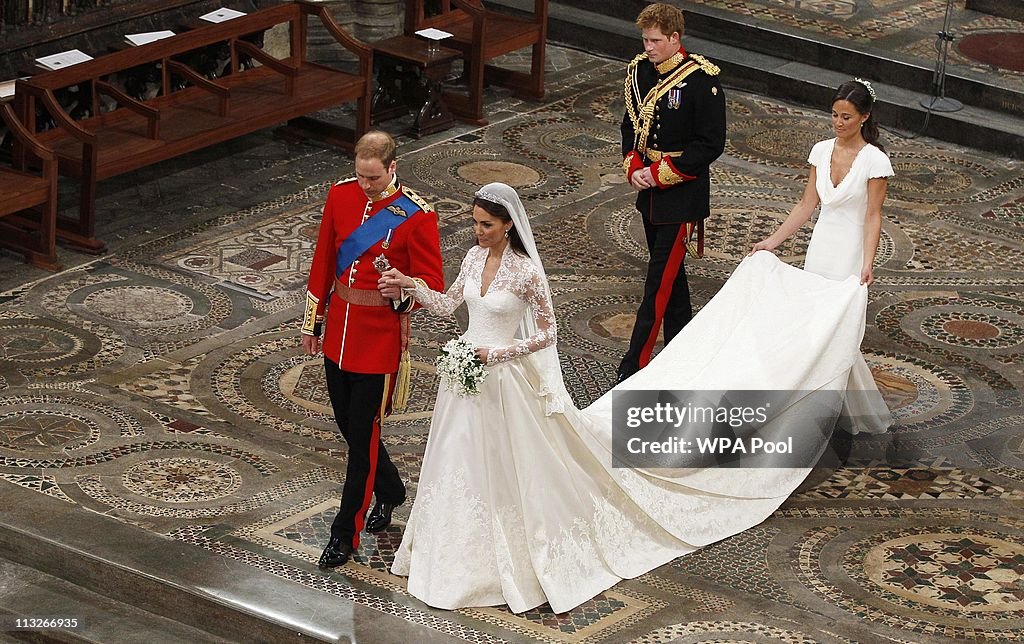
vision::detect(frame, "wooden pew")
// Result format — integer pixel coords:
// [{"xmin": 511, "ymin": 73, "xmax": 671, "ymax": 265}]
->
[
  {"xmin": 0, "ymin": 103, "xmax": 59, "ymax": 271},
  {"xmin": 404, "ymin": 0, "xmax": 547, "ymax": 124},
  {"xmin": 13, "ymin": 0, "xmax": 372, "ymax": 252}
]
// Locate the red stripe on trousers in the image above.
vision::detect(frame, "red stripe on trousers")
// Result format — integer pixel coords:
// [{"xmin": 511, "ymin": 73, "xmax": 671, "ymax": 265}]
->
[
  {"xmin": 350, "ymin": 373, "xmax": 393, "ymax": 550},
  {"xmin": 638, "ymin": 223, "xmax": 691, "ymax": 368}
]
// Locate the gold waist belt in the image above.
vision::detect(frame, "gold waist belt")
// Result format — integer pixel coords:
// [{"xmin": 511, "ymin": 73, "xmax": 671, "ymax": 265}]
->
[
  {"xmin": 334, "ymin": 281, "xmax": 389, "ymax": 307},
  {"xmin": 645, "ymin": 149, "xmax": 683, "ymax": 162}
]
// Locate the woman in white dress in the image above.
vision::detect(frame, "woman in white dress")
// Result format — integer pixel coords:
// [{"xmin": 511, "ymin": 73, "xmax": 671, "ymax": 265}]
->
[
  {"xmin": 380, "ymin": 175, "xmax": 883, "ymax": 614},
  {"xmin": 752, "ymin": 78, "xmax": 894, "ymax": 433}
]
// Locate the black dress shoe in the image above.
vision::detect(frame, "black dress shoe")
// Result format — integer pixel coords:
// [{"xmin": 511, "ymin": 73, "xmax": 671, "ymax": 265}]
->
[
  {"xmin": 318, "ymin": 537, "xmax": 353, "ymax": 569},
  {"xmin": 615, "ymin": 369, "xmax": 635, "ymax": 385},
  {"xmin": 365, "ymin": 499, "xmax": 400, "ymax": 533}
]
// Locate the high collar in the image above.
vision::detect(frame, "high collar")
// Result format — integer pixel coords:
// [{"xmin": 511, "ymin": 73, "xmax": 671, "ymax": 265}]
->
[
  {"xmin": 370, "ymin": 175, "xmax": 399, "ymax": 202},
  {"xmin": 655, "ymin": 46, "xmax": 687, "ymax": 75}
]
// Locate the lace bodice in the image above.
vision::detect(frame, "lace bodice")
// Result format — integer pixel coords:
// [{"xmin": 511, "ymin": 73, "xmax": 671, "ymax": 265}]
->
[{"xmin": 413, "ymin": 245, "xmax": 556, "ymax": 365}]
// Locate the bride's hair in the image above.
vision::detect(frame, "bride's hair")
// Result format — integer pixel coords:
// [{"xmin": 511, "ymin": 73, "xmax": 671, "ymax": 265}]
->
[
  {"xmin": 473, "ymin": 197, "xmax": 529, "ymax": 257},
  {"xmin": 832, "ymin": 80, "xmax": 884, "ymax": 152}
]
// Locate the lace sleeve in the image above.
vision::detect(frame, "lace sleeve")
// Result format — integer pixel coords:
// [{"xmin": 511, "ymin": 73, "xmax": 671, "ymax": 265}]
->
[
  {"xmin": 486, "ymin": 265, "xmax": 557, "ymax": 365},
  {"xmin": 412, "ymin": 249, "xmax": 471, "ymax": 317}
]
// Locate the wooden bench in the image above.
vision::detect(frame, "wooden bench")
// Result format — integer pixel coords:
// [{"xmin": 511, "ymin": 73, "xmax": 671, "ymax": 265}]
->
[
  {"xmin": 13, "ymin": 0, "xmax": 372, "ymax": 252},
  {"xmin": 404, "ymin": 0, "xmax": 547, "ymax": 124},
  {"xmin": 0, "ymin": 103, "xmax": 59, "ymax": 271}
]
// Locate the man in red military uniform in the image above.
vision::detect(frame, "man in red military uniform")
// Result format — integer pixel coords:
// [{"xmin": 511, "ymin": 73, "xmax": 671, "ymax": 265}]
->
[
  {"xmin": 618, "ymin": 3, "xmax": 727, "ymax": 383},
  {"xmin": 302, "ymin": 130, "xmax": 443, "ymax": 569}
]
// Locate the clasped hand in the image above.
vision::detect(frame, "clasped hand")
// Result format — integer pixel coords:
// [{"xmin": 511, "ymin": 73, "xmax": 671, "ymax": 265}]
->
[
  {"xmin": 377, "ymin": 268, "xmax": 490, "ymax": 363},
  {"xmin": 378, "ymin": 268, "xmax": 413, "ymax": 299},
  {"xmin": 630, "ymin": 167, "xmax": 655, "ymax": 191}
]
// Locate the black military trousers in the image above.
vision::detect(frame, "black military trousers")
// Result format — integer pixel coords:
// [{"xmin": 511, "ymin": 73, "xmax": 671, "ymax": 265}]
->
[
  {"xmin": 324, "ymin": 358, "xmax": 405, "ymax": 550},
  {"xmin": 619, "ymin": 218, "xmax": 694, "ymax": 378}
]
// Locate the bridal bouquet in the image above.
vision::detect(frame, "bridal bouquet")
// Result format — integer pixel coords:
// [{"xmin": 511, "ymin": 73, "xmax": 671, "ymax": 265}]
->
[{"xmin": 435, "ymin": 338, "xmax": 488, "ymax": 397}]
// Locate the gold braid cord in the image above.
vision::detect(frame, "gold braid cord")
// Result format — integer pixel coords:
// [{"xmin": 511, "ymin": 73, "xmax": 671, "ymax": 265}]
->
[
  {"xmin": 625, "ymin": 55, "xmax": 701, "ymax": 156},
  {"xmin": 623, "ymin": 53, "xmax": 647, "ymax": 134}
]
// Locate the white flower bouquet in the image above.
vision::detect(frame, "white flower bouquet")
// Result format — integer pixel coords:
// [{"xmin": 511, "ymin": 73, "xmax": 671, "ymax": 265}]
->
[{"xmin": 435, "ymin": 338, "xmax": 488, "ymax": 397}]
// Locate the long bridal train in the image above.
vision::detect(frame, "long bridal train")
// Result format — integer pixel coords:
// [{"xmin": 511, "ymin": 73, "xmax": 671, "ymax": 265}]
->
[{"xmin": 392, "ymin": 251, "xmax": 888, "ymax": 614}]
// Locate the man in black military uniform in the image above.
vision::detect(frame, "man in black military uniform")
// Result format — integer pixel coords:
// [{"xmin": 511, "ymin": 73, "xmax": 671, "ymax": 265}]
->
[{"xmin": 618, "ymin": 2, "xmax": 727, "ymax": 382}]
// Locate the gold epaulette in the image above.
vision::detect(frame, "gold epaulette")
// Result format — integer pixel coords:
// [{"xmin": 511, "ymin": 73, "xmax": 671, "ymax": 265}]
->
[
  {"xmin": 334, "ymin": 177, "xmax": 358, "ymax": 186},
  {"xmin": 403, "ymin": 187, "xmax": 432, "ymax": 213},
  {"xmin": 689, "ymin": 54, "xmax": 720, "ymax": 76}
]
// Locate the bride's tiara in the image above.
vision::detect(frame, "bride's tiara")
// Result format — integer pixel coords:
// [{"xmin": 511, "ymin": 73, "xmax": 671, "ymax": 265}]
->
[
  {"xmin": 853, "ymin": 77, "xmax": 877, "ymax": 101},
  {"xmin": 475, "ymin": 190, "xmax": 506, "ymax": 206}
]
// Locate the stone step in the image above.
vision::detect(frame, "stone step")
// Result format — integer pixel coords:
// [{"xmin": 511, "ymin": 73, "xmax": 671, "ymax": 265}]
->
[
  {"xmin": 0, "ymin": 556, "xmax": 232, "ymax": 644},
  {"xmin": 492, "ymin": 0, "xmax": 1024, "ymax": 159},
  {"xmin": 547, "ymin": 0, "xmax": 1023, "ymax": 118},
  {"xmin": 0, "ymin": 485, "xmax": 354, "ymax": 644}
]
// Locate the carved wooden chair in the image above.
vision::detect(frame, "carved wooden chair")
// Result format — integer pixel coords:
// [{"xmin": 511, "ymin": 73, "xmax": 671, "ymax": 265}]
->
[
  {"xmin": 404, "ymin": 0, "xmax": 547, "ymax": 124},
  {"xmin": 0, "ymin": 102, "xmax": 60, "ymax": 271}
]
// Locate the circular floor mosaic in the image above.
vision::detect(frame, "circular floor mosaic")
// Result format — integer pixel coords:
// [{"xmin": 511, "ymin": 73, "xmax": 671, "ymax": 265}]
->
[
  {"xmin": 457, "ymin": 160, "xmax": 540, "ymax": 187},
  {"xmin": 886, "ymin": 152, "xmax": 997, "ymax": 205},
  {"xmin": 83, "ymin": 285, "xmax": 194, "ymax": 325},
  {"xmin": 0, "ymin": 394, "xmax": 144, "ymax": 462},
  {"xmin": 866, "ymin": 352, "xmax": 973, "ymax": 434},
  {"xmin": 920, "ymin": 310, "xmax": 1023, "ymax": 350},
  {"xmin": 631, "ymin": 620, "xmax": 820, "ymax": 643},
  {"xmin": 726, "ymin": 117, "xmax": 832, "ymax": 168},
  {"xmin": 122, "ymin": 457, "xmax": 242, "ymax": 503},
  {"xmin": 0, "ymin": 411, "xmax": 99, "ymax": 451},
  {"xmin": 795, "ymin": 521, "xmax": 1024, "ymax": 640},
  {"xmin": 856, "ymin": 527, "xmax": 1024, "ymax": 617},
  {"xmin": 0, "ymin": 319, "xmax": 87, "ymax": 365}
]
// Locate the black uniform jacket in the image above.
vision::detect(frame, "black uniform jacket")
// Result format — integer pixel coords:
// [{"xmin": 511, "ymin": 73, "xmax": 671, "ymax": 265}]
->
[{"xmin": 621, "ymin": 49, "xmax": 727, "ymax": 225}]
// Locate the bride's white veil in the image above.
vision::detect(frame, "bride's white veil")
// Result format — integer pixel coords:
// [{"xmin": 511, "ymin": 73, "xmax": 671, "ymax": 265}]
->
[{"xmin": 474, "ymin": 182, "xmax": 571, "ymax": 415}]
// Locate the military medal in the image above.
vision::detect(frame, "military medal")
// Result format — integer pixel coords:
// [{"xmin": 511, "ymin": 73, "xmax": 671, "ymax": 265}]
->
[
  {"xmin": 668, "ymin": 88, "xmax": 681, "ymax": 110},
  {"xmin": 381, "ymin": 227, "xmax": 393, "ymax": 249},
  {"xmin": 373, "ymin": 254, "xmax": 391, "ymax": 274}
]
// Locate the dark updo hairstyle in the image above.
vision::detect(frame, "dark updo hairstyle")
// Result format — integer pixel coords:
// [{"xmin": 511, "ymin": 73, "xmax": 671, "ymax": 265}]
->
[
  {"xmin": 473, "ymin": 197, "xmax": 528, "ymax": 257},
  {"xmin": 831, "ymin": 80, "xmax": 884, "ymax": 152}
]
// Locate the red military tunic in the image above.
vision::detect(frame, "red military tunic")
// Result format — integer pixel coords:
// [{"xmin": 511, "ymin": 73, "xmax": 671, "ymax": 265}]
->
[{"xmin": 303, "ymin": 177, "xmax": 444, "ymax": 374}]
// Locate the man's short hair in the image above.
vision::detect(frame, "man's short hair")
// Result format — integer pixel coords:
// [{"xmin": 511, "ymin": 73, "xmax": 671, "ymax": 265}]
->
[
  {"xmin": 636, "ymin": 3, "xmax": 685, "ymax": 38},
  {"xmin": 354, "ymin": 130, "xmax": 397, "ymax": 166}
]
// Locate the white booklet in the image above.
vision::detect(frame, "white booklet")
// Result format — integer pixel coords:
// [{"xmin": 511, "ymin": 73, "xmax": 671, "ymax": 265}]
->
[
  {"xmin": 36, "ymin": 49, "xmax": 93, "ymax": 71},
  {"xmin": 415, "ymin": 27, "xmax": 454, "ymax": 41},
  {"xmin": 199, "ymin": 7, "xmax": 247, "ymax": 23},
  {"xmin": 125, "ymin": 30, "xmax": 176, "ymax": 46}
]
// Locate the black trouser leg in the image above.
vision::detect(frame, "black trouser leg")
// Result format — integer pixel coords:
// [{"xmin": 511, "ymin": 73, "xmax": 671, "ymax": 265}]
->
[
  {"xmin": 619, "ymin": 219, "xmax": 692, "ymax": 377},
  {"xmin": 662, "ymin": 259, "xmax": 692, "ymax": 344},
  {"xmin": 323, "ymin": 358, "xmax": 405, "ymax": 550}
]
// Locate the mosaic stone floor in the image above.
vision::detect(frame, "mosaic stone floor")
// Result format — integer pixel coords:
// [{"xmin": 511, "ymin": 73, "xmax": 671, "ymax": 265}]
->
[
  {"xmin": 687, "ymin": 0, "xmax": 1024, "ymax": 93},
  {"xmin": 1, "ymin": 45, "xmax": 1024, "ymax": 642}
]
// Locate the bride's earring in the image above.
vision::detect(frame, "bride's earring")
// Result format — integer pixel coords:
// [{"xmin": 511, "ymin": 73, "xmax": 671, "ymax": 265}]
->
[{"xmin": 504, "ymin": 229, "xmax": 510, "ymax": 238}]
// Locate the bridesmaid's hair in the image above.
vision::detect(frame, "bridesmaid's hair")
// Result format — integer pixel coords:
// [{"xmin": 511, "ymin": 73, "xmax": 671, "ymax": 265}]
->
[
  {"xmin": 832, "ymin": 80, "xmax": 885, "ymax": 152},
  {"xmin": 473, "ymin": 197, "xmax": 529, "ymax": 257}
]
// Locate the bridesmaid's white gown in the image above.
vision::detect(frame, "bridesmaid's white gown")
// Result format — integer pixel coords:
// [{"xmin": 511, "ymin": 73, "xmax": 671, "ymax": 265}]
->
[
  {"xmin": 391, "ymin": 145, "xmax": 894, "ymax": 612},
  {"xmin": 804, "ymin": 138, "xmax": 894, "ymax": 434}
]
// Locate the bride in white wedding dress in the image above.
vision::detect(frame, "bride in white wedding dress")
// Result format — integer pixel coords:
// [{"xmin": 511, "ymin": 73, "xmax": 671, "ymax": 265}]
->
[{"xmin": 381, "ymin": 172, "xmax": 890, "ymax": 613}]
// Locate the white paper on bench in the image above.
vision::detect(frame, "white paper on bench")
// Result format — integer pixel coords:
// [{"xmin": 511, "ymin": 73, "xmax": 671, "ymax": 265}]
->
[
  {"xmin": 36, "ymin": 49, "xmax": 94, "ymax": 70},
  {"xmin": 125, "ymin": 31, "xmax": 176, "ymax": 46},
  {"xmin": 415, "ymin": 28, "xmax": 454, "ymax": 41},
  {"xmin": 0, "ymin": 80, "xmax": 17, "ymax": 99},
  {"xmin": 199, "ymin": 7, "xmax": 247, "ymax": 23}
]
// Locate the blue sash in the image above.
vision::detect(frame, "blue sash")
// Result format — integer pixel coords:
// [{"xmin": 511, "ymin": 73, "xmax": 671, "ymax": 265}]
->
[{"xmin": 336, "ymin": 194, "xmax": 423, "ymax": 277}]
